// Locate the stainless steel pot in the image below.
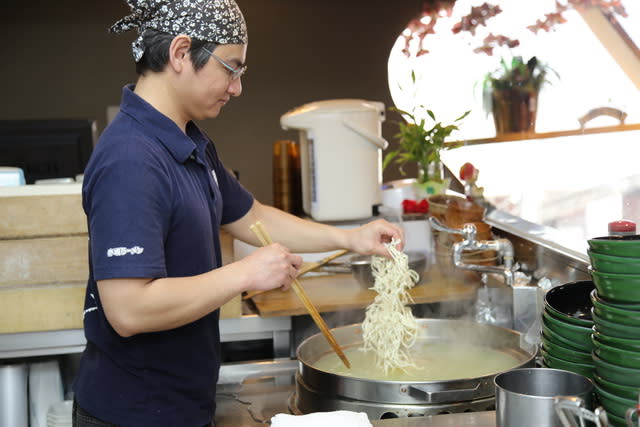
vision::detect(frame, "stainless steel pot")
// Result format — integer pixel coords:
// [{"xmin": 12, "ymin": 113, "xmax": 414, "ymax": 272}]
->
[
  {"xmin": 293, "ymin": 318, "xmax": 537, "ymax": 419},
  {"xmin": 494, "ymin": 368, "xmax": 595, "ymax": 427}
]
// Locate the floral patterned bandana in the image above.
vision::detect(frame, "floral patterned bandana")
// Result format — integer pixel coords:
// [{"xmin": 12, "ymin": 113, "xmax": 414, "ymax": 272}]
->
[{"xmin": 110, "ymin": 0, "xmax": 247, "ymax": 62}]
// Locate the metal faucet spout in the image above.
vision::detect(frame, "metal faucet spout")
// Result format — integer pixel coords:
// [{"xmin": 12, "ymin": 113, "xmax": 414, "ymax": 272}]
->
[
  {"xmin": 429, "ymin": 216, "xmax": 515, "ymax": 287},
  {"xmin": 452, "ymin": 238, "xmax": 515, "ymax": 287}
]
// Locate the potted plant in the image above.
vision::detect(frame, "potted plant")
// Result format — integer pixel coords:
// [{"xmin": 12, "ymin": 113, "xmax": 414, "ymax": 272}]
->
[
  {"xmin": 483, "ymin": 55, "xmax": 555, "ymax": 134},
  {"xmin": 384, "ymin": 105, "xmax": 470, "ymax": 197}
]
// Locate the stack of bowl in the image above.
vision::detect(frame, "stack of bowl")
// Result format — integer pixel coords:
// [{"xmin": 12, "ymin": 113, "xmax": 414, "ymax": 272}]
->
[
  {"xmin": 587, "ymin": 235, "xmax": 640, "ymax": 426},
  {"xmin": 541, "ymin": 280, "xmax": 595, "ymax": 379}
]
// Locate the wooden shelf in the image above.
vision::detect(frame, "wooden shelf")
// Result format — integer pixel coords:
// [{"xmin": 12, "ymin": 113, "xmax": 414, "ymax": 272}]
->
[{"xmin": 447, "ymin": 123, "xmax": 640, "ymax": 147}]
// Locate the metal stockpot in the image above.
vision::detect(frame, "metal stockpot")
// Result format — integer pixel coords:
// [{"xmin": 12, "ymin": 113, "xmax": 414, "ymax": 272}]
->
[
  {"xmin": 293, "ymin": 319, "xmax": 537, "ymax": 418},
  {"xmin": 495, "ymin": 368, "xmax": 595, "ymax": 427}
]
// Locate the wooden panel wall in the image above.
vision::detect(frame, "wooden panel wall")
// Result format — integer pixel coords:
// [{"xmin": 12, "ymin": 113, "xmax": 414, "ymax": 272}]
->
[{"xmin": 0, "ymin": 186, "xmax": 239, "ymax": 334}]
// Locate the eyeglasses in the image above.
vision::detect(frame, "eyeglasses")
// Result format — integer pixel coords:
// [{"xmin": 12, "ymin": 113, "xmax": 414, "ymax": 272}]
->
[{"xmin": 201, "ymin": 47, "xmax": 247, "ymax": 81}]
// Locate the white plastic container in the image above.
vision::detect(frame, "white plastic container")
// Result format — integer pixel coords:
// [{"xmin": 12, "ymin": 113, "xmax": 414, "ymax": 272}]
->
[
  {"xmin": 0, "ymin": 363, "xmax": 29, "ymax": 427},
  {"xmin": 47, "ymin": 400, "xmax": 72, "ymax": 427},
  {"xmin": 0, "ymin": 166, "xmax": 26, "ymax": 186},
  {"xmin": 280, "ymin": 99, "xmax": 387, "ymax": 221},
  {"xmin": 29, "ymin": 360, "xmax": 63, "ymax": 427}
]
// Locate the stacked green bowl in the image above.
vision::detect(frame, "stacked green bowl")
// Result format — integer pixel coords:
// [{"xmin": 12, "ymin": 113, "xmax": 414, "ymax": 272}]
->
[
  {"xmin": 588, "ymin": 235, "xmax": 640, "ymax": 303},
  {"xmin": 587, "ymin": 235, "xmax": 640, "ymax": 424},
  {"xmin": 541, "ymin": 280, "xmax": 595, "ymax": 379}
]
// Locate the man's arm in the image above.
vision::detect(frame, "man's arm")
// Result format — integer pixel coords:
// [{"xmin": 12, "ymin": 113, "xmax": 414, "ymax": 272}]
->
[
  {"xmin": 223, "ymin": 200, "xmax": 404, "ymax": 257},
  {"xmin": 98, "ymin": 241, "xmax": 301, "ymax": 337}
]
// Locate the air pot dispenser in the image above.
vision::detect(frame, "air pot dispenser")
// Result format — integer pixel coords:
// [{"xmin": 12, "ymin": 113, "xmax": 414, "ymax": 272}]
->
[{"xmin": 280, "ymin": 99, "xmax": 388, "ymax": 221}]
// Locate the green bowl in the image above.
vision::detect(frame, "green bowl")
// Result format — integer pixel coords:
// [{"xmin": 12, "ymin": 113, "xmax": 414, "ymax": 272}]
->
[
  {"xmin": 592, "ymin": 296, "xmax": 640, "ymax": 327},
  {"xmin": 543, "ymin": 310, "xmax": 593, "ymax": 350},
  {"xmin": 542, "ymin": 321, "xmax": 591, "ymax": 352},
  {"xmin": 541, "ymin": 338, "xmax": 593, "ymax": 364},
  {"xmin": 589, "ymin": 249, "xmax": 640, "ymax": 274},
  {"xmin": 594, "ymin": 382, "xmax": 636, "ymax": 419},
  {"xmin": 544, "ymin": 280, "xmax": 594, "ymax": 327},
  {"xmin": 593, "ymin": 353, "xmax": 640, "ymax": 387},
  {"xmin": 541, "ymin": 348, "xmax": 594, "ymax": 379},
  {"xmin": 606, "ymin": 411, "xmax": 634, "ymax": 427},
  {"xmin": 590, "ymin": 269, "xmax": 640, "ymax": 303},
  {"xmin": 591, "ymin": 289, "xmax": 640, "ymax": 311},
  {"xmin": 542, "ymin": 323, "xmax": 587, "ymax": 351},
  {"xmin": 594, "ymin": 372, "xmax": 640, "ymax": 401},
  {"xmin": 592, "ymin": 310, "xmax": 640, "ymax": 339},
  {"xmin": 588, "ymin": 235, "xmax": 640, "ymax": 258},
  {"xmin": 592, "ymin": 335, "xmax": 640, "ymax": 369},
  {"xmin": 593, "ymin": 327, "xmax": 640, "ymax": 352}
]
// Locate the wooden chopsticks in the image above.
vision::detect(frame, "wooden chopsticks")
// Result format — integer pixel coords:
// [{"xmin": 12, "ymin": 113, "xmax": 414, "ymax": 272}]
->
[
  {"xmin": 249, "ymin": 221, "xmax": 351, "ymax": 369},
  {"xmin": 242, "ymin": 248, "xmax": 349, "ymax": 300}
]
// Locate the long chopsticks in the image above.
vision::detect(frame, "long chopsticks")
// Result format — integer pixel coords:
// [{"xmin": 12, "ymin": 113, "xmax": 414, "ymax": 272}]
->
[
  {"xmin": 249, "ymin": 221, "xmax": 351, "ymax": 369},
  {"xmin": 242, "ymin": 248, "xmax": 349, "ymax": 300}
]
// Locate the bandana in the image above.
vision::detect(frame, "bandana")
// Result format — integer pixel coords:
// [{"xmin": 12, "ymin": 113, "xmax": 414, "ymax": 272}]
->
[{"xmin": 110, "ymin": 0, "xmax": 248, "ymax": 62}]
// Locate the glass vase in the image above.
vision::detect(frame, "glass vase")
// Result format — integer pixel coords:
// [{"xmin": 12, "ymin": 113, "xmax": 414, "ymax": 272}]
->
[
  {"xmin": 415, "ymin": 161, "xmax": 449, "ymax": 198},
  {"xmin": 418, "ymin": 161, "xmax": 444, "ymax": 184}
]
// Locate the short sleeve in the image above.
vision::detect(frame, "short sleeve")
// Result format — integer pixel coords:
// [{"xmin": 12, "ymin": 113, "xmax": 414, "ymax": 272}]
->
[{"xmin": 83, "ymin": 151, "xmax": 171, "ymax": 281}]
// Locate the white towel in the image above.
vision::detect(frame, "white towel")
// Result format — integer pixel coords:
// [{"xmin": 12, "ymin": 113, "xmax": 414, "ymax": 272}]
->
[{"xmin": 271, "ymin": 410, "xmax": 372, "ymax": 427}]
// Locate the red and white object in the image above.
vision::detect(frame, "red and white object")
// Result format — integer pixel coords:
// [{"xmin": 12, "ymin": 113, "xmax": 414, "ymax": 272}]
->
[{"xmin": 608, "ymin": 220, "xmax": 637, "ymax": 236}]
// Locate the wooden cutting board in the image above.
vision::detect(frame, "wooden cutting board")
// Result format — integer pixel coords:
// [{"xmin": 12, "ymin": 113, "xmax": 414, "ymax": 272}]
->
[{"xmin": 250, "ymin": 268, "xmax": 480, "ymax": 318}]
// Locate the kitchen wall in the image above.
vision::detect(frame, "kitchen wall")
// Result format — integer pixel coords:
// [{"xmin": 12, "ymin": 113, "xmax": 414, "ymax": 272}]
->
[{"xmin": 0, "ymin": 0, "xmax": 422, "ymax": 204}]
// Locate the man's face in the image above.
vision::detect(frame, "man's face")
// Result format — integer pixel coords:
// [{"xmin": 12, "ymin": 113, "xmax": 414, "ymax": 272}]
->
[{"xmin": 182, "ymin": 43, "xmax": 247, "ymax": 120}]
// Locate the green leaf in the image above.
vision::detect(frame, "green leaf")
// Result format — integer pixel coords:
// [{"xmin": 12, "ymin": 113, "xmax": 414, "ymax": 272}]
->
[{"xmin": 455, "ymin": 110, "xmax": 471, "ymax": 121}]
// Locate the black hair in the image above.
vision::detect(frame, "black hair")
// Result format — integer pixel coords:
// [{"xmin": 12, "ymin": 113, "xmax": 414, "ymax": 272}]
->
[{"xmin": 135, "ymin": 29, "xmax": 217, "ymax": 75}]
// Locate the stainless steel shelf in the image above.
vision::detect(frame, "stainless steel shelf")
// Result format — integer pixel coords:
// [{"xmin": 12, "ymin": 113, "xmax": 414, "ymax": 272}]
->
[{"xmin": 0, "ymin": 315, "xmax": 292, "ymax": 359}]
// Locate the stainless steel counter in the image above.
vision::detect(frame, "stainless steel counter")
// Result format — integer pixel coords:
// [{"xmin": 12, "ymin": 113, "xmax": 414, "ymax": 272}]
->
[
  {"xmin": 373, "ymin": 412, "xmax": 495, "ymax": 426},
  {"xmin": 215, "ymin": 359, "xmax": 497, "ymax": 426},
  {"xmin": 0, "ymin": 315, "xmax": 292, "ymax": 359}
]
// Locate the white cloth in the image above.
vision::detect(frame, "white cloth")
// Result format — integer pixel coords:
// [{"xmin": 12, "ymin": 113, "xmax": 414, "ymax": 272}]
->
[{"xmin": 271, "ymin": 410, "xmax": 372, "ymax": 427}]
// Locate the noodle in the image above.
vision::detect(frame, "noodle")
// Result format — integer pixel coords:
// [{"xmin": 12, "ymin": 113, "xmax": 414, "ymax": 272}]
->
[{"xmin": 361, "ymin": 239, "xmax": 420, "ymax": 374}]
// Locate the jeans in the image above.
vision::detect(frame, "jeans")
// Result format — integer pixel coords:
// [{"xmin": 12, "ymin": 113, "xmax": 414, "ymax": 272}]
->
[
  {"xmin": 72, "ymin": 399, "xmax": 214, "ymax": 427},
  {"xmin": 72, "ymin": 399, "xmax": 121, "ymax": 426}
]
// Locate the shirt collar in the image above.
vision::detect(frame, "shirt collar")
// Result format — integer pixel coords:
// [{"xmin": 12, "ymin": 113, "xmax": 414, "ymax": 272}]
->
[{"xmin": 119, "ymin": 84, "xmax": 207, "ymax": 164}]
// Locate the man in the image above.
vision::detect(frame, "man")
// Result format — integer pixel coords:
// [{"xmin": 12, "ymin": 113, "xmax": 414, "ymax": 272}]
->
[{"xmin": 72, "ymin": 1, "xmax": 403, "ymax": 426}]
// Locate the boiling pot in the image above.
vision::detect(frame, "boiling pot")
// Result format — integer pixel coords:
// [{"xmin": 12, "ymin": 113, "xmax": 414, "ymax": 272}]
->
[{"xmin": 292, "ymin": 318, "xmax": 537, "ymax": 419}]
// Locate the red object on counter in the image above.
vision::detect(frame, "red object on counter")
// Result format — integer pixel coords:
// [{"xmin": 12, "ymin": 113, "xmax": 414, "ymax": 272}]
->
[
  {"xmin": 402, "ymin": 199, "xmax": 429, "ymax": 214},
  {"xmin": 459, "ymin": 162, "xmax": 475, "ymax": 181},
  {"xmin": 608, "ymin": 220, "xmax": 637, "ymax": 236}
]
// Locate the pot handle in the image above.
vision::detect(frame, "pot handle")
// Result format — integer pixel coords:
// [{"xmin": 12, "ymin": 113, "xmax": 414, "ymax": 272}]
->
[
  {"xmin": 407, "ymin": 382, "xmax": 480, "ymax": 403},
  {"xmin": 341, "ymin": 120, "xmax": 389, "ymax": 150},
  {"xmin": 578, "ymin": 107, "xmax": 627, "ymax": 129},
  {"xmin": 625, "ymin": 401, "xmax": 639, "ymax": 427},
  {"xmin": 554, "ymin": 396, "xmax": 609, "ymax": 427}
]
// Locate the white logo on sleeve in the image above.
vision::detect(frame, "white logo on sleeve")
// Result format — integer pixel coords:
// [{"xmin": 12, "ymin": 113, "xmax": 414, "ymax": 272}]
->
[
  {"xmin": 107, "ymin": 246, "xmax": 145, "ymax": 257},
  {"xmin": 83, "ymin": 293, "xmax": 98, "ymax": 319}
]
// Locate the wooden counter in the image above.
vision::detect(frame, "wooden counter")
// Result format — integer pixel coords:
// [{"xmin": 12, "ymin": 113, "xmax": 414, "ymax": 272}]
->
[{"xmin": 249, "ymin": 268, "xmax": 480, "ymax": 318}]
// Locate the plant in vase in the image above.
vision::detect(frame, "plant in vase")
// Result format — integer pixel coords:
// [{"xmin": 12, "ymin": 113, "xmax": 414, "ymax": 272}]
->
[
  {"xmin": 383, "ymin": 105, "xmax": 470, "ymax": 198},
  {"xmin": 483, "ymin": 55, "xmax": 556, "ymax": 134}
]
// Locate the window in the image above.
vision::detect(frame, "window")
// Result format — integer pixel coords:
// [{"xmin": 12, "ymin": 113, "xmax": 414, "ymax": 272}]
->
[
  {"xmin": 387, "ymin": 0, "xmax": 640, "ymax": 252},
  {"xmin": 388, "ymin": 0, "xmax": 640, "ymax": 138}
]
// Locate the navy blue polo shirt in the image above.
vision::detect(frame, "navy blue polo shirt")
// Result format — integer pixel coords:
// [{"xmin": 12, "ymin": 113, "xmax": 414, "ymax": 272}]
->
[{"xmin": 73, "ymin": 85, "xmax": 253, "ymax": 427}]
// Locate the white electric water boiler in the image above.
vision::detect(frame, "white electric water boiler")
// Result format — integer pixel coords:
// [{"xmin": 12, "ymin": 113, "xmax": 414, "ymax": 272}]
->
[{"xmin": 280, "ymin": 99, "xmax": 388, "ymax": 221}]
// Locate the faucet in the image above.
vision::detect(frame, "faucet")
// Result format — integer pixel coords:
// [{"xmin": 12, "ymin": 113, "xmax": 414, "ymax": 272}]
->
[{"xmin": 429, "ymin": 216, "xmax": 515, "ymax": 287}]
